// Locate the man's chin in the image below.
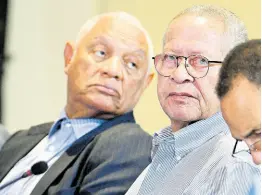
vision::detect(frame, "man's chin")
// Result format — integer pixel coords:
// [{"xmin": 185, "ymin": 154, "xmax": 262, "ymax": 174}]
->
[
  {"xmin": 166, "ymin": 108, "xmax": 201, "ymax": 123},
  {"xmin": 83, "ymin": 94, "xmax": 118, "ymax": 111},
  {"xmin": 90, "ymin": 102, "xmax": 116, "ymax": 113}
]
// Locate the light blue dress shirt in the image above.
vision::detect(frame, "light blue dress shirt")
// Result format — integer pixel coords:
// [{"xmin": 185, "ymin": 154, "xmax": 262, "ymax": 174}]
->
[
  {"xmin": 126, "ymin": 112, "xmax": 261, "ymax": 195},
  {"xmin": 0, "ymin": 110, "xmax": 106, "ymax": 195}
]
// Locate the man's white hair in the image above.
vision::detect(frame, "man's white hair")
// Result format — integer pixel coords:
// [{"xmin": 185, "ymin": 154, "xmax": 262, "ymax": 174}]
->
[
  {"xmin": 163, "ymin": 5, "xmax": 248, "ymax": 58},
  {"xmin": 75, "ymin": 12, "xmax": 154, "ymax": 74}
]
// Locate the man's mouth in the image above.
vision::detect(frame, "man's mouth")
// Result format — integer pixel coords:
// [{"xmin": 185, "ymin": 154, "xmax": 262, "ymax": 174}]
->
[
  {"xmin": 89, "ymin": 84, "xmax": 120, "ymax": 97},
  {"xmin": 168, "ymin": 92, "xmax": 195, "ymax": 98}
]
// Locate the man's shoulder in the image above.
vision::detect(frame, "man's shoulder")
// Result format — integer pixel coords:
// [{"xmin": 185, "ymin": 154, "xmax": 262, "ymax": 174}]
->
[
  {"xmin": 26, "ymin": 122, "xmax": 54, "ymax": 135},
  {"xmin": 189, "ymin": 133, "xmax": 260, "ymax": 194},
  {"xmin": 93, "ymin": 122, "xmax": 152, "ymax": 152},
  {"xmin": 3, "ymin": 122, "xmax": 53, "ymax": 146},
  {"xmin": 99, "ymin": 122, "xmax": 152, "ymax": 140},
  {"xmin": 210, "ymin": 133, "xmax": 260, "ymax": 174}
]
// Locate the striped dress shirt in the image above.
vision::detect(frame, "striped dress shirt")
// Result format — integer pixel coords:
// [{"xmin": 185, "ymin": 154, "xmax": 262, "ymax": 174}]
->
[
  {"xmin": 0, "ymin": 110, "xmax": 106, "ymax": 195},
  {"xmin": 126, "ymin": 112, "xmax": 261, "ymax": 195}
]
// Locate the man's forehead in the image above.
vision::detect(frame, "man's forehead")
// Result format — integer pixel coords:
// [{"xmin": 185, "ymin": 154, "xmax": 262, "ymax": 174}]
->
[
  {"xmin": 164, "ymin": 14, "xmax": 224, "ymax": 43},
  {"xmin": 163, "ymin": 16, "xmax": 224, "ymax": 58},
  {"xmin": 222, "ymin": 76, "xmax": 261, "ymax": 138},
  {"xmin": 164, "ymin": 39, "xmax": 212, "ymax": 53},
  {"xmin": 81, "ymin": 16, "xmax": 149, "ymax": 52},
  {"xmin": 163, "ymin": 37, "xmax": 224, "ymax": 59},
  {"xmin": 164, "ymin": 28, "xmax": 219, "ymax": 44}
]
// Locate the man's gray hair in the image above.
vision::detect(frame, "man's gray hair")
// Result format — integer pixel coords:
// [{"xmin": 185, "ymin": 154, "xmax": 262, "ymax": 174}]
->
[
  {"xmin": 163, "ymin": 5, "xmax": 248, "ymax": 57},
  {"xmin": 75, "ymin": 12, "xmax": 154, "ymax": 74}
]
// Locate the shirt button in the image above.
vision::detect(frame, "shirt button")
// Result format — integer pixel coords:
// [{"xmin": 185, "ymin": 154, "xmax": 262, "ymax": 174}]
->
[
  {"xmin": 50, "ymin": 136, "xmax": 56, "ymax": 142},
  {"xmin": 156, "ymin": 164, "xmax": 162, "ymax": 171},
  {"xmin": 48, "ymin": 145, "xmax": 55, "ymax": 152},
  {"xmin": 65, "ymin": 123, "xmax": 71, "ymax": 128},
  {"xmin": 176, "ymin": 156, "xmax": 181, "ymax": 161}
]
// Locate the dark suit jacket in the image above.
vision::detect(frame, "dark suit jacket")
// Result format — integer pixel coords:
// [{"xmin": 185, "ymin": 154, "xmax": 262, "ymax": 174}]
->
[{"xmin": 0, "ymin": 112, "xmax": 152, "ymax": 195}]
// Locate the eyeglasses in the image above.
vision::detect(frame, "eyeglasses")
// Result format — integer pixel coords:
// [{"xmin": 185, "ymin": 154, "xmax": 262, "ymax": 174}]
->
[
  {"xmin": 152, "ymin": 54, "xmax": 222, "ymax": 79},
  {"xmin": 232, "ymin": 139, "xmax": 261, "ymax": 158}
]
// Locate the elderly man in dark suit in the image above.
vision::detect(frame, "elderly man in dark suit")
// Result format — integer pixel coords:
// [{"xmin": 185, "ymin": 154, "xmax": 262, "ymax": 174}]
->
[{"xmin": 0, "ymin": 12, "xmax": 154, "ymax": 195}]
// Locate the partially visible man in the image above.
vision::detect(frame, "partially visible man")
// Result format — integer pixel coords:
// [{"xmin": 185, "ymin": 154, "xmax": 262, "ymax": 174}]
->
[
  {"xmin": 216, "ymin": 39, "xmax": 261, "ymax": 165},
  {"xmin": 0, "ymin": 12, "xmax": 154, "ymax": 195},
  {"xmin": 0, "ymin": 124, "xmax": 9, "ymax": 149},
  {"xmin": 126, "ymin": 5, "xmax": 260, "ymax": 195}
]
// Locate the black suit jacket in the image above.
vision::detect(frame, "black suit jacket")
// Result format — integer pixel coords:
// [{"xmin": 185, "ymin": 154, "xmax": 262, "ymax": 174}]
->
[{"xmin": 0, "ymin": 112, "xmax": 152, "ymax": 195}]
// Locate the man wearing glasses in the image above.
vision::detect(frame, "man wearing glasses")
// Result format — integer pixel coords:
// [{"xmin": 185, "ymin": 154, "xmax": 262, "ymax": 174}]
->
[
  {"xmin": 217, "ymin": 39, "xmax": 261, "ymax": 195},
  {"xmin": 216, "ymin": 39, "xmax": 261, "ymax": 165},
  {"xmin": 126, "ymin": 5, "xmax": 260, "ymax": 195}
]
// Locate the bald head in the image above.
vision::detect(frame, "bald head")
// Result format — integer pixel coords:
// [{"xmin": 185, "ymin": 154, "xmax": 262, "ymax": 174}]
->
[
  {"xmin": 163, "ymin": 5, "xmax": 248, "ymax": 58},
  {"xmin": 75, "ymin": 12, "xmax": 154, "ymax": 71}
]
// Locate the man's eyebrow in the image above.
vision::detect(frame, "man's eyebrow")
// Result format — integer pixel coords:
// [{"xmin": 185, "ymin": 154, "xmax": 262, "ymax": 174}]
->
[
  {"xmin": 244, "ymin": 129, "xmax": 260, "ymax": 139},
  {"xmin": 88, "ymin": 36, "xmax": 110, "ymax": 45},
  {"xmin": 87, "ymin": 37, "xmax": 147, "ymax": 59},
  {"xmin": 163, "ymin": 48, "xmax": 177, "ymax": 53},
  {"xmin": 163, "ymin": 46, "xmax": 215, "ymax": 59},
  {"xmin": 163, "ymin": 48, "xmax": 210, "ymax": 57},
  {"xmin": 126, "ymin": 49, "xmax": 147, "ymax": 59},
  {"xmin": 132, "ymin": 49, "xmax": 146, "ymax": 56}
]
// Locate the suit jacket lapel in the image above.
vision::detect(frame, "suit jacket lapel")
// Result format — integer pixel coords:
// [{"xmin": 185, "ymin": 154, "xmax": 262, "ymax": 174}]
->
[
  {"xmin": 31, "ymin": 112, "xmax": 135, "ymax": 195},
  {"xmin": 0, "ymin": 123, "xmax": 52, "ymax": 182}
]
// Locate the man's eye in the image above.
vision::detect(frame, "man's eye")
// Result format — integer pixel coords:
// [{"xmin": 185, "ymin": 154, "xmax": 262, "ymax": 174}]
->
[
  {"xmin": 95, "ymin": 50, "xmax": 106, "ymax": 57},
  {"xmin": 188, "ymin": 57, "xmax": 208, "ymax": 67},
  {"xmin": 127, "ymin": 62, "xmax": 137, "ymax": 69},
  {"xmin": 166, "ymin": 55, "xmax": 176, "ymax": 61},
  {"xmin": 199, "ymin": 58, "xmax": 207, "ymax": 64},
  {"xmin": 247, "ymin": 131, "xmax": 261, "ymax": 140}
]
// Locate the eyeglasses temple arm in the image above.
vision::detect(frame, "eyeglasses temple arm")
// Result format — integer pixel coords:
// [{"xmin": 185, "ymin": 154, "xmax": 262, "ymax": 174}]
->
[
  {"xmin": 232, "ymin": 140, "xmax": 238, "ymax": 157},
  {"xmin": 209, "ymin": 60, "xmax": 222, "ymax": 63}
]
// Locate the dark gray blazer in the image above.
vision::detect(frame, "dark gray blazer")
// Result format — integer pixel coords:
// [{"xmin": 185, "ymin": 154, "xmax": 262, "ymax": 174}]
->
[{"xmin": 0, "ymin": 112, "xmax": 152, "ymax": 195}]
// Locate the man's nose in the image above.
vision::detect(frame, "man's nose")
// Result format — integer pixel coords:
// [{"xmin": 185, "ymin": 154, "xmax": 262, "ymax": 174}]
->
[
  {"xmin": 100, "ymin": 56, "xmax": 123, "ymax": 80},
  {"xmin": 169, "ymin": 60, "xmax": 194, "ymax": 83}
]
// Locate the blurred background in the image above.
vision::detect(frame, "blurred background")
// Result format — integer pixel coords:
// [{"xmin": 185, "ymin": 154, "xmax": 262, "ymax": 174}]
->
[{"xmin": 0, "ymin": 0, "xmax": 260, "ymax": 134}]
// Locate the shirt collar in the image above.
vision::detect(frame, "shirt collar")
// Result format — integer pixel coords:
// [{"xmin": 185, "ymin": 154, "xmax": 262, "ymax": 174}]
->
[
  {"xmin": 68, "ymin": 118, "xmax": 106, "ymax": 139},
  {"xmin": 152, "ymin": 112, "xmax": 230, "ymax": 158},
  {"xmin": 48, "ymin": 109, "xmax": 106, "ymax": 139}
]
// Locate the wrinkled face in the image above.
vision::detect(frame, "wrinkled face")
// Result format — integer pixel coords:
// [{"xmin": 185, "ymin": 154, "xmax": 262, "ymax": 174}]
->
[
  {"xmin": 158, "ymin": 15, "xmax": 224, "ymax": 124},
  {"xmin": 64, "ymin": 16, "xmax": 152, "ymax": 116},
  {"xmin": 221, "ymin": 76, "xmax": 261, "ymax": 165}
]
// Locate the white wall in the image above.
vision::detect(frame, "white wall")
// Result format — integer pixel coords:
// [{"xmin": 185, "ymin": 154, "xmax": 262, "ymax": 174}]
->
[{"xmin": 3, "ymin": 0, "xmax": 104, "ymax": 133}]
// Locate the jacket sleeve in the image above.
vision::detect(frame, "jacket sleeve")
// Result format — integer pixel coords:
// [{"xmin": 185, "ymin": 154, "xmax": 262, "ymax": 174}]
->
[{"xmin": 79, "ymin": 123, "xmax": 152, "ymax": 195}]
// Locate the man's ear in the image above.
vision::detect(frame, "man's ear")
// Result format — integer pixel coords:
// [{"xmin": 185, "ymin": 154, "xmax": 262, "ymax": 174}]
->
[
  {"xmin": 64, "ymin": 42, "xmax": 74, "ymax": 74},
  {"xmin": 144, "ymin": 72, "xmax": 154, "ymax": 89}
]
